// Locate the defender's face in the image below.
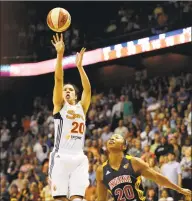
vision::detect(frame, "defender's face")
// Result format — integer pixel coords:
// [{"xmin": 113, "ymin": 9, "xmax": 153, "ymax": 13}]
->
[
  {"xmin": 63, "ymin": 84, "xmax": 76, "ymax": 103},
  {"xmin": 107, "ymin": 134, "xmax": 125, "ymax": 151}
]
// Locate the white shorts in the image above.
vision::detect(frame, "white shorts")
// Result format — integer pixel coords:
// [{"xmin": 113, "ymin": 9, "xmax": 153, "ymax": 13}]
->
[{"xmin": 49, "ymin": 151, "xmax": 89, "ymax": 198}]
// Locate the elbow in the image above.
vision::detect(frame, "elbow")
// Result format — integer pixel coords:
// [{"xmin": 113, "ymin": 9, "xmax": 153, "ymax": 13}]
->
[
  {"xmin": 155, "ymin": 173, "xmax": 169, "ymax": 186},
  {"xmin": 155, "ymin": 174, "xmax": 162, "ymax": 183},
  {"xmin": 84, "ymin": 87, "xmax": 91, "ymax": 96},
  {"xmin": 87, "ymin": 87, "xmax": 91, "ymax": 93},
  {"xmin": 53, "ymin": 99, "xmax": 63, "ymax": 106},
  {"xmin": 84, "ymin": 83, "xmax": 91, "ymax": 91}
]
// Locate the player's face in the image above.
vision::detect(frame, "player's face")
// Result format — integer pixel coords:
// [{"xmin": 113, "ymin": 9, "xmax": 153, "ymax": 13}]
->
[
  {"xmin": 63, "ymin": 84, "xmax": 76, "ymax": 103},
  {"xmin": 107, "ymin": 134, "xmax": 125, "ymax": 152}
]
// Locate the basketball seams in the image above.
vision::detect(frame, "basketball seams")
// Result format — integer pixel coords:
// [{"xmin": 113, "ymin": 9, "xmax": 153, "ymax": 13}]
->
[
  {"xmin": 47, "ymin": 10, "xmax": 55, "ymax": 30},
  {"xmin": 58, "ymin": 8, "xmax": 67, "ymax": 29},
  {"xmin": 58, "ymin": 8, "xmax": 63, "ymax": 29},
  {"xmin": 51, "ymin": 8, "xmax": 60, "ymax": 29}
]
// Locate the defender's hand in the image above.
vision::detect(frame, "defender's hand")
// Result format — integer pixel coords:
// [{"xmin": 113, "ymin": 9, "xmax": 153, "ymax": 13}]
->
[
  {"xmin": 51, "ymin": 33, "xmax": 65, "ymax": 54},
  {"xmin": 76, "ymin": 47, "xmax": 86, "ymax": 68},
  {"xmin": 179, "ymin": 188, "xmax": 191, "ymax": 198}
]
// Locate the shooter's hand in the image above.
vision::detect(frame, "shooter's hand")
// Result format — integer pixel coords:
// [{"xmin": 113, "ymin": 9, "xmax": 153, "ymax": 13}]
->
[{"xmin": 51, "ymin": 33, "xmax": 65, "ymax": 54}]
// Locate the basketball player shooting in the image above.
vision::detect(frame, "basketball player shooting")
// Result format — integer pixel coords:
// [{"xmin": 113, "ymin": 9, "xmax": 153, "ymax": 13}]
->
[
  {"xmin": 49, "ymin": 33, "xmax": 91, "ymax": 201},
  {"xmin": 96, "ymin": 134, "xmax": 192, "ymax": 201}
]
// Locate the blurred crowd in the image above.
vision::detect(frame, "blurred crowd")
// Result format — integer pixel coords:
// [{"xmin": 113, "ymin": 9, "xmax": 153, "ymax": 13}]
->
[
  {"xmin": 2, "ymin": 1, "xmax": 192, "ymax": 62},
  {"xmin": 0, "ymin": 72, "xmax": 192, "ymax": 201}
]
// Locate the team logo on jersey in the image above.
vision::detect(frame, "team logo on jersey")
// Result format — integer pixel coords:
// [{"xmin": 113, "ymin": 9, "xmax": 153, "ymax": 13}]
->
[
  {"xmin": 109, "ymin": 175, "xmax": 132, "ymax": 190},
  {"xmin": 66, "ymin": 110, "xmax": 84, "ymax": 120},
  {"xmin": 65, "ymin": 134, "xmax": 71, "ymax": 139},
  {"xmin": 106, "ymin": 170, "xmax": 111, "ymax": 175},
  {"xmin": 71, "ymin": 135, "xmax": 82, "ymax": 140},
  {"xmin": 123, "ymin": 163, "xmax": 129, "ymax": 169}
]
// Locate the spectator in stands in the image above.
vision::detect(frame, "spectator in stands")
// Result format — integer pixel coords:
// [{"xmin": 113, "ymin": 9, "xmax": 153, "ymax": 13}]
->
[
  {"xmin": 148, "ymin": 120, "xmax": 159, "ymax": 141},
  {"xmin": 168, "ymin": 136, "xmax": 181, "ymax": 161},
  {"xmin": 33, "ymin": 136, "xmax": 49, "ymax": 163},
  {"xmin": 9, "ymin": 171, "xmax": 25, "ymax": 192},
  {"xmin": 141, "ymin": 145, "xmax": 154, "ymax": 162},
  {"xmin": 0, "ymin": 147, "xmax": 8, "ymax": 164},
  {"xmin": 101, "ymin": 126, "xmax": 113, "ymax": 145},
  {"xmin": 161, "ymin": 152, "xmax": 182, "ymax": 200},
  {"xmin": 158, "ymin": 189, "xmax": 174, "ymax": 201},
  {"xmin": 9, "ymin": 184, "xmax": 20, "ymax": 201},
  {"xmin": 181, "ymin": 137, "xmax": 191, "ymax": 157},
  {"xmin": 19, "ymin": 158, "xmax": 33, "ymax": 173},
  {"xmin": 40, "ymin": 177, "xmax": 54, "ymax": 201},
  {"xmin": 142, "ymin": 158, "xmax": 160, "ymax": 192},
  {"xmin": 22, "ymin": 116, "xmax": 31, "ymax": 133},
  {"xmin": 155, "ymin": 136, "xmax": 173, "ymax": 161},
  {"xmin": 127, "ymin": 139, "xmax": 142, "ymax": 157},
  {"xmin": 7, "ymin": 160, "xmax": 19, "ymax": 183},
  {"xmin": 154, "ymin": 4, "xmax": 164, "ymax": 18},
  {"xmin": 0, "ymin": 185, "xmax": 10, "ymax": 201},
  {"xmin": 0, "ymin": 175, "xmax": 9, "ymax": 192},
  {"xmin": 87, "ymin": 140, "xmax": 100, "ymax": 159},
  {"xmin": 88, "ymin": 164, "xmax": 96, "ymax": 186},
  {"xmin": 177, "ymin": 86, "xmax": 189, "ymax": 106},
  {"xmin": 150, "ymin": 132, "xmax": 161, "ymax": 153},
  {"xmin": 114, "ymin": 119, "xmax": 128, "ymax": 137},
  {"xmin": 146, "ymin": 187, "xmax": 158, "ymax": 201},
  {"xmin": 140, "ymin": 125, "xmax": 151, "ymax": 149},
  {"xmin": 111, "ymin": 97, "xmax": 124, "ymax": 130},
  {"xmin": 19, "ymin": 179, "xmax": 30, "ymax": 201},
  {"xmin": 123, "ymin": 96, "xmax": 134, "ymax": 122},
  {"xmin": 29, "ymin": 182, "xmax": 40, "ymax": 201},
  {"xmin": 10, "ymin": 114, "xmax": 19, "ymax": 137},
  {"xmin": 180, "ymin": 147, "xmax": 192, "ymax": 190},
  {"xmin": 0, "ymin": 124, "xmax": 11, "ymax": 148}
]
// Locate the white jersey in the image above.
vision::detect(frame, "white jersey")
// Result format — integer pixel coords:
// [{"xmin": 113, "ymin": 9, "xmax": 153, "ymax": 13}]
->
[{"xmin": 53, "ymin": 101, "xmax": 86, "ymax": 154}]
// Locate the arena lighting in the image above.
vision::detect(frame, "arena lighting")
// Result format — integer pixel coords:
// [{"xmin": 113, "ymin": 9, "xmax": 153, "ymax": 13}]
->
[{"xmin": 0, "ymin": 27, "xmax": 191, "ymax": 77}]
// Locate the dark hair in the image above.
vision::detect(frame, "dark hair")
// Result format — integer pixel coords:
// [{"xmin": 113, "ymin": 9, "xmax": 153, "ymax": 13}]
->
[
  {"xmin": 64, "ymin": 83, "xmax": 80, "ymax": 99},
  {"xmin": 168, "ymin": 151, "xmax": 176, "ymax": 156},
  {"xmin": 123, "ymin": 139, "xmax": 128, "ymax": 154}
]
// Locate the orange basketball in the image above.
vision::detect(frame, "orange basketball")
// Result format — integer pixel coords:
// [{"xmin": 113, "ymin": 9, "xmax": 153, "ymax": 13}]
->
[{"xmin": 47, "ymin": 7, "xmax": 71, "ymax": 32}]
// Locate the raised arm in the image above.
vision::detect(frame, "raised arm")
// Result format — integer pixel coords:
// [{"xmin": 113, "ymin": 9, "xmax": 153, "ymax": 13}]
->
[
  {"xmin": 51, "ymin": 33, "xmax": 65, "ymax": 115},
  {"xmin": 75, "ymin": 48, "xmax": 91, "ymax": 114},
  {"xmin": 131, "ymin": 157, "xmax": 191, "ymax": 198},
  {"xmin": 96, "ymin": 165, "xmax": 108, "ymax": 201}
]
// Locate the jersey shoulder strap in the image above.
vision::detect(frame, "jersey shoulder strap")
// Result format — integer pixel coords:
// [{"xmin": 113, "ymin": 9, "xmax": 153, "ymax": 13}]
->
[
  {"xmin": 125, "ymin": 155, "xmax": 141, "ymax": 178},
  {"xmin": 102, "ymin": 160, "xmax": 108, "ymax": 168},
  {"xmin": 125, "ymin": 154, "xmax": 132, "ymax": 160}
]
